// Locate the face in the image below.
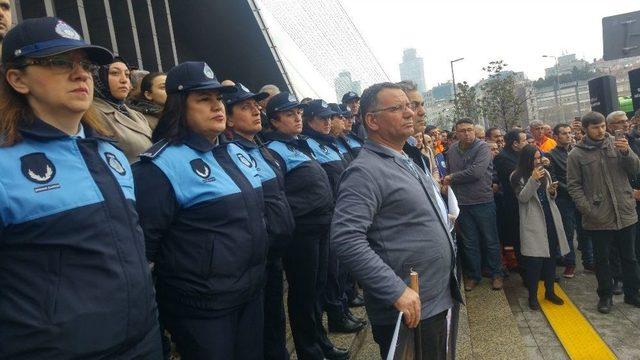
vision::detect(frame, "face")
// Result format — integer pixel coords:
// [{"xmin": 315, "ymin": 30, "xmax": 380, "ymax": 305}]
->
[
  {"xmin": 488, "ymin": 129, "xmax": 503, "ymax": 142},
  {"xmin": 455, "ymin": 123, "xmax": 476, "ymax": 146},
  {"xmin": 308, "ymin": 115, "xmax": 331, "ymax": 135},
  {"xmin": 533, "ymin": 151, "xmax": 542, "ymax": 167},
  {"xmin": 475, "ymin": 127, "xmax": 485, "ymax": 140},
  {"xmin": 586, "ymin": 121, "xmax": 607, "ymax": 141},
  {"xmin": 554, "ymin": 126, "xmax": 572, "ymax": 146},
  {"xmin": 330, "ymin": 115, "xmax": 345, "ymax": 135},
  {"xmin": 364, "ymin": 88, "xmax": 415, "ymax": 144},
  {"xmin": 407, "ymin": 90, "xmax": 426, "ymax": 131},
  {"xmin": 272, "ymin": 108, "xmax": 303, "ymax": 136},
  {"xmin": 342, "ymin": 115, "xmax": 353, "ymax": 133},
  {"xmin": 108, "ymin": 61, "xmax": 131, "ymax": 100},
  {"xmin": 543, "ymin": 124, "xmax": 552, "ymax": 137},
  {"xmin": 607, "ymin": 114, "xmax": 629, "ymax": 134},
  {"xmin": 530, "ymin": 124, "xmax": 544, "ymax": 140},
  {"xmin": 512, "ymin": 133, "xmax": 528, "ymax": 152},
  {"xmin": 228, "ymin": 98, "xmax": 262, "ymax": 137},
  {"xmin": 0, "ymin": 0, "xmax": 11, "ymax": 39},
  {"xmin": 185, "ymin": 90, "xmax": 226, "ymax": 140},
  {"xmin": 144, "ymin": 74, "xmax": 167, "ymax": 105},
  {"xmin": 347, "ymin": 99, "xmax": 360, "ymax": 115},
  {"xmin": 488, "ymin": 142, "xmax": 499, "ymax": 157},
  {"xmin": 424, "ymin": 134, "xmax": 433, "ymax": 149},
  {"xmin": 7, "ymin": 50, "xmax": 94, "ymax": 118}
]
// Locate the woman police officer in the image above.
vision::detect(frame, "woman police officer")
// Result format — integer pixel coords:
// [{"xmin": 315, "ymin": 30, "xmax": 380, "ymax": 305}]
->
[
  {"xmin": 133, "ymin": 62, "xmax": 268, "ymax": 360},
  {"xmin": 262, "ymin": 93, "xmax": 348, "ymax": 360},
  {"xmin": 0, "ymin": 17, "xmax": 161, "ymax": 358},
  {"xmin": 223, "ymin": 83, "xmax": 295, "ymax": 359}
]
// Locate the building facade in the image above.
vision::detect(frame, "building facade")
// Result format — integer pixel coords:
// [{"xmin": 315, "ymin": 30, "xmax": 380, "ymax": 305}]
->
[
  {"xmin": 334, "ymin": 71, "xmax": 361, "ymax": 102},
  {"xmin": 399, "ymin": 48, "xmax": 426, "ymax": 94}
]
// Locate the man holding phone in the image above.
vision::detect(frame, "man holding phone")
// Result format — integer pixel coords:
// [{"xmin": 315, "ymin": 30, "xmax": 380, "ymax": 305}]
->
[{"xmin": 567, "ymin": 111, "xmax": 640, "ymax": 314}]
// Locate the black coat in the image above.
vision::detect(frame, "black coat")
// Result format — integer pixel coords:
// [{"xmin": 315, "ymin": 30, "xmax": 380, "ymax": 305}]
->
[{"xmin": 494, "ymin": 148, "xmax": 520, "ymax": 247}]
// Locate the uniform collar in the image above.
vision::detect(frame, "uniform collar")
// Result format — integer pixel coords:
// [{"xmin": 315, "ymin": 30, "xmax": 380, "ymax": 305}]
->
[
  {"xmin": 302, "ymin": 127, "xmax": 336, "ymax": 145},
  {"xmin": 184, "ymin": 131, "xmax": 218, "ymax": 152},
  {"xmin": 20, "ymin": 117, "xmax": 114, "ymax": 143},
  {"xmin": 262, "ymin": 130, "xmax": 297, "ymax": 143},
  {"xmin": 231, "ymin": 131, "xmax": 259, "ymax": 149}
]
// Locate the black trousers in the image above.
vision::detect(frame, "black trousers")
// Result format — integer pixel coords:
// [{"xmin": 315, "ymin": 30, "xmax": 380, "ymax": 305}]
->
[
  {"xmin": 372, "ymin": 310, "xmax": 448, "ymax": 360},
  {"xmin": 324, "ymin": 245, "xmax": 348, "ymax": 319},
  {"xmin": 264, "ymin": 250, "xmax": 289, "ymax": 360},
  {"xmin": 591, "ymin": 224, "xmax": 640, "ymax": 298},
  {"xmin": 283, "ymin": 224, "xmax": 330, "ymax": 360},
  {"xmin": 162, "ymin": 295, "xmax": 264, "ymax": 360},
  {"xmin": 522, "ymin": 255, "xmax": 556, "ymax": 300}
]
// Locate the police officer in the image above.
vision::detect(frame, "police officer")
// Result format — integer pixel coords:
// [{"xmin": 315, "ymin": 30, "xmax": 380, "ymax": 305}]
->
[
  {"xmin": 329, "ymin": 103, "xmax": 354, "ymax": 164},
  {"xmin": 263, "ymin": 93, "xmax": 348, "ymax": 360},
  {"xmin": 341, "ymin": 90, "xmax": 366, "ymax": 141},
  {"xmin": 133, "ymin": 62, "xmax": 268, "ymax": 360},
  {"xmin": 302, "ymin": 100, "xmax": 366, "ymax": 335},
  {"xmin": 223, "ymin": 83, "xmax": 295, "ymax": 360},
  {"xmin": 0, "ymin": 17, "xmax": 161, "ymax": 358}
]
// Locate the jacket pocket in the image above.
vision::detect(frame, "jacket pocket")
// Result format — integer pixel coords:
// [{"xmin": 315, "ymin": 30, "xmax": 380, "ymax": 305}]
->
[
  {"xmin": 45, "ymin": 250, "xmax": 63, "ymax": 321},
  {"xmin": 203, "ymin": 235, "xmax": 216, "ymax": 278},
  {"xmin": 401, "ymin": 252, "xmax": 447, "ymax": 303}
]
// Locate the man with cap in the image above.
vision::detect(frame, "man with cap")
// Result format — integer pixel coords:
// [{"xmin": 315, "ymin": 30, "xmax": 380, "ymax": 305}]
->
[
  {"xmin": 223, "ymin": 83, "xmax": 296, "ymax": 360},
  {"xmin": 263, "ymin": 93, "xmax": 348, "ymax": 360},
  {"xmin": 0, "ymin": 17, "xmax": 161, "ymax": 358}
]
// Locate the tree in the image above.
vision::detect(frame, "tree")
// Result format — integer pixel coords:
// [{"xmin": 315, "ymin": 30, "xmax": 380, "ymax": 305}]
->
[
  {"xmin": 454, "ymin": 81, "xmax": 481, "ymax": 121},
  {"xmin": 479, "ymin": 60, "xmax": 531, "ymax": 130}
]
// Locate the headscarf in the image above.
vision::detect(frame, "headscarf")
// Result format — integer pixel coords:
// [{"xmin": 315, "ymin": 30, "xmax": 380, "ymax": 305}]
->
[{"xmin": 92, "ymin": 56, "xmax": 130, "ymax": 116}]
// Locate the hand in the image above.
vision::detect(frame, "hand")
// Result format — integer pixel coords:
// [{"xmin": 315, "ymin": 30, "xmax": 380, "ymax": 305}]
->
[
  {"xmin": 614, "ymin": 137, "xmax": 630, "ymax": 154},
  {"xmin": 531, "ymin": 166, "xmax": 545, "ymax": 181},
  {"xmin": 492, "ymin": 183, "xmax": 500, "ymax": 193},
  {"xmin": 541, "ymin": 157, "xmax": 550, "ymax": 167},
  {"xmin": 394, "ymin": 287, "xmax": 421, "ymax": 328},
  {"xmin": 442, "ymin": 175, "xmax": 452, "ymax": 186},
  {"xmin": 549, "ymin": 181, "xmax": 559, "ymax": 195},
  {"xmin": 634, "ymin": 190, "xmax": 640, "ymax": 201}
]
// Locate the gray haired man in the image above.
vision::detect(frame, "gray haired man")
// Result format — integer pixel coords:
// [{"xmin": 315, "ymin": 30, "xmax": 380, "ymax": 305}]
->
[{"xmin": 331, "ymin": 82, "xmax": 462, "ymax": 360}]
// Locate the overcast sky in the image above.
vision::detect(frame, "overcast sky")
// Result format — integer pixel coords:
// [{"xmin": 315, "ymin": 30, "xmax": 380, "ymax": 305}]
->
[{"xmin": 339, "ymin": 0, "xmax": 639, "ymax": 88}]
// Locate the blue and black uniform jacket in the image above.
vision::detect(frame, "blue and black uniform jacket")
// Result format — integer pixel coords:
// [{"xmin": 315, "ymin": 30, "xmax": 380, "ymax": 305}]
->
[
  {"xmin": 263, "ymin": 131, "xmax": 334, "ymax": 225},
  {"xmin": 335, "ymin": 135, "xmax": 355, "ymax": 164},
  {"xmin": 0, "ymin": 119, "xmax": 156, "ymax": 358},
  {"xmin": 302, "ymin": 127, "xmax": 347, "ymax": 198},
  {"xmin": 345, "ymin": 130, "xmax": 364, "ymax": 157},
  {"xmin": 229, "ymin": 133, "xmax": 294, "ymax": 251},
  {"xmin": 133, "ymin": 132, "xmax": 267, "ymax": 314}
]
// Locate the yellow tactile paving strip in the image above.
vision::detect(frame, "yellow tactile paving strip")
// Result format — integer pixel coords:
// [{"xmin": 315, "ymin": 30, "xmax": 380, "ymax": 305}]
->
[{"xmin": 537, "ymin": 282, "xmax": 617, "ymax": 360}]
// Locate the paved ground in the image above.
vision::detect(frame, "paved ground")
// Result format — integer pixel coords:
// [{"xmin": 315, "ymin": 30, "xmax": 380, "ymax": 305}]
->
[{"xmin": 503, "ymin": 261, "xmax": 640, "ymax": 360}]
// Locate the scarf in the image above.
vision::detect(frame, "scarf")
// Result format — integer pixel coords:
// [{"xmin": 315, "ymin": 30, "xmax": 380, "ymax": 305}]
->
[{"xmin": 92, "ymin": 58, "xmax": 130, "ymax": 116}]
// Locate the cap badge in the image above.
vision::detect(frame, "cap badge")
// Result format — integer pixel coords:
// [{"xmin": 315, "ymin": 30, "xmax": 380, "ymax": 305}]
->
[
  {"xmin": 321, "ymin": 101, "xmax": 328, "ymax": 108},
  {"xmin": 288, "ymin": 93, "xmax": 297, "ymax": 102},
  {"xmin": 55, "ymin": 20, "xmax": 81, "ymax": 40},
  {"xmin": 203, "ymin": 64, "xmax": 215, "ymax": 79},
  {"xmin": 239, "ymin": 83, "xmax": 250, "ymax": 93}
]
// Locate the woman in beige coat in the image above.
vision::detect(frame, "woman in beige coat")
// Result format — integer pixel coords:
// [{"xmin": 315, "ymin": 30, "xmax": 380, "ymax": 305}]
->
[
  {"xmin": 511, "ymin": 145, "xmax": 570, "ymax": 310},
  {"xmin": 92, "ymin": 57, "xmax": 152, "ymax": 163}
]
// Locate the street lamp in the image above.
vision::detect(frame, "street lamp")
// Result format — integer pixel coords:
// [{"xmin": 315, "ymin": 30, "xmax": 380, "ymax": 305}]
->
[
  {"xmin": 451, "ymin": 57, "xmax": 464, "ymax": 107},
  {"xmin": 542, "ymin": 54, "xmax": 565, "ymax": 122}
]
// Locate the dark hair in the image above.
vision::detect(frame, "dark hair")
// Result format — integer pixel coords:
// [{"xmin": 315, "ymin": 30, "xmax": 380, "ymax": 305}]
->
[
  {"xmin": 455, "ymin": 118, "xmax": 474, "ymax": 128},
  {"xmin": 581, "ymin": 111, "xmax": 605, "ymax": 128},
  {"xmin": 359, "ymin": 82, "xmax": 402, "ymax": 120},
  {"xmin": 553, "ymin": 123, "xmax": 570, "ymax": 135},
  {"xmin": 139, "ymin": 72, "xmax": 165, "ymax": 100},
  {"xmin": 486, "ymin": 127, "xmax": 501, "ymax": 138},
  {"xmin": 504, "ymin": 129, "xmax": 524, "ymax": 151},
  {"xmin": 152, "ymin": 92, "xmax": 189, "ymax": 143},
  {"xmin": 510, "ymin": 144, "xmax": 545, "ymax": 190}
]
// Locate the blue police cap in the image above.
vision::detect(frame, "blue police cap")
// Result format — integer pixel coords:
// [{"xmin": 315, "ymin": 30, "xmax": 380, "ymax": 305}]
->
[
  {"xmin": 338, "ymin": 104, "xmax": 353, "ymax": 118},
  {"xmin": 266, "ymin": 92, "xmax": 304, "ymax": 119},
  {"xmin": 2, "ymin": 17, "xmax": 113, "ymax": 66},
  {"xmin": 165, "ymin": 61, "xmax": 236, "ymax": 95},
  {"xmin": 304, "ymin": 99, "xmax": 337, "ymax": 118},
  {"xmin": 328, "ymin": 103, "xmax": 347, "ymax": 117},
  {"xmin": 223, "ymin": 83, "xmax": 269, "ymax": 107},
  {"xmin": 341, "ymin": 91, "xmax": 360, "ymax": 104}
]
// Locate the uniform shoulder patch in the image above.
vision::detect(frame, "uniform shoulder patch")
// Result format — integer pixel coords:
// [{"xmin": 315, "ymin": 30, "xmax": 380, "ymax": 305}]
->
[{"xmin": 139, "ymin": 139, "xmax": 170, "ymax": 160}]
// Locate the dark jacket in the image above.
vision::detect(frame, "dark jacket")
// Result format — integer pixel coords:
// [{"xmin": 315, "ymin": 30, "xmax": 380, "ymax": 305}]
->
[
  {"xmin": 567, "ymin": 134, "xmax": 640, "ymax": 231},
  {"xmin": 263, "ymin": 131, "xmax": 334, "ymax": 225},
  {"xmin": 494, "ymin": 147, "xmax": 520, "ymax": 245},
  {"xmin": 303, "ymin": 127, "xmax": 347, "ymax": 197},
  {"xmin": 548, "ymin": 145, "xmax": 571, "ymax": 199},
  {"xmin": 446, "ymin": 139, "xmax": 494, "ymax": 205},
  {"xmin": 0, "ymin": 120, "xmax": 157, "ymax": 358},
  {"xmin": 231, "ymin": 133, "xmax": 295, "ymax": 250},
  {"xmin": 627, "ymin": 128, "xmax": 640, "ymax": 190},
  {"xmin": 335, "ymin": 135, "xmax": 355, "ymax": 164},
  {"xmin": 127, "ymin": 97, "xmax": 162, "ymax": 130},
  {"xmin": 403, "ymin": 142, "xmax": 431, "ymax": 174},
  {"xmin": 133, "ymin": 133, "xmax": 268, "ymax": 313},
  {"xmin": 345, "ymin": 131, "xmax": 364, "ymax": 157}
]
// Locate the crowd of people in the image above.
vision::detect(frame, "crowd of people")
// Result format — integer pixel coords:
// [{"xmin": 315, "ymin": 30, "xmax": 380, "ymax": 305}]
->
[{"xmin": 2, "ymin": 8, "xmax": 640, "ymax": 360}]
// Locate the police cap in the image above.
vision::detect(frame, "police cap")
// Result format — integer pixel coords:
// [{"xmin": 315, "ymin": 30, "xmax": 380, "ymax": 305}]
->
[{"xmin": 165, "ymin": 61, "xmax": 236, "ymax": 95}]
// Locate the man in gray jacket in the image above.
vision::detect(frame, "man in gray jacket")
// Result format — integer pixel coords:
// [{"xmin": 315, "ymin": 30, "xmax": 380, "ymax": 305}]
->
[
  {"xmin": 567, "ymin": 111, "xmax": 640, "ymax": 313},
  {"xmin": 331, "ymin": 82, "xmax": 462, "ymax": 360}
]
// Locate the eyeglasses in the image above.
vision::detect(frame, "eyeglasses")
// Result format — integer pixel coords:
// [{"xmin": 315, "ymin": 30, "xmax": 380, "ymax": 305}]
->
[
  {"xmin": 17, "ymin": 57, "xmax": 98, "ymax": 74},
  {"xmin": 370, "ymin": 102, "xmax": 416, "ymax": 114}
]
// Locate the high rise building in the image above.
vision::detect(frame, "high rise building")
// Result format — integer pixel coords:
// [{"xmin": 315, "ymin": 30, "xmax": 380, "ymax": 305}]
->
[
  {"xmin": 399, "ymin": 48, "xmax": 426, "ymax": 94},
  {"xmin": 334, "ymin": 71, "xmax": 362, "ymax": 102}
]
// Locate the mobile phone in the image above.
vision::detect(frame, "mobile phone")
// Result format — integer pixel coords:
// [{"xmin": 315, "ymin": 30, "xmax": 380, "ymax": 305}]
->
[{"xmin": 615, "ymin": 129, "xmax": 624, "ymax": 140}]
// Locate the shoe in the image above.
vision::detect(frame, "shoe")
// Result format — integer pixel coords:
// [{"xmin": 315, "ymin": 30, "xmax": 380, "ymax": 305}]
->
[
  {"xmin": 545, "ymin": 293, "xmax": 565, "ymax": 305},
  {"xmin": 345, "ymin": 309, "xmax": 367, "ymax": 326},
  {"xmin": 624, "ymin": 295, "xmax": 640, "ymax": 307},
  {"xmin": 491, "ymin": 276, "xmax": 503, "ymax": 290},
  {"xmin": 319, "ymin": 343, "xmax": 349, "ymax": 360},
  {"xmin": 528, "ymin": 297, "xmax": 540, "ymax": 310},
  {"xmin": 583, "ymin": 263, "xmax": 595, "ymax": 272},
  {"xmin": 328, "ymin": 314, "xmax": 365, "ymax": 334},
  {"xmin": 563, "ymin": 266, "xmax": 575, "ymax": 279},
  {"xmin": 349, "ymin": 294, "xmax": 365, "ymax": 307},
  {"xmin": 464, "ymin": 278, "xmax": 478, "ymax": 291},
  {"xmin": 613, "ymin": 280, "xmax": 623, "ymax": 295},
  {"xmin": 598, "ymin": 297, "xmax": 613, "ymax": 314}
]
